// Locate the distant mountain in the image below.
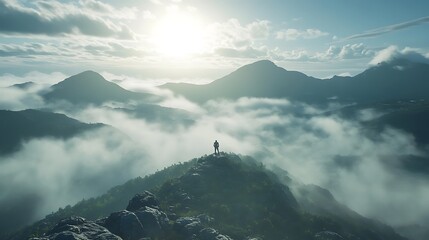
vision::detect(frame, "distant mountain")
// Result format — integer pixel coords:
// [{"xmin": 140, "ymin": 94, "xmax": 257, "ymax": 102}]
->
[
  {"xmin": 0, "ymin": 109, "xmax": 104, "ymax": 155},
  {"xmin": 10, "ymin": 154, "xmax": 406, "ymax": 240},
  {"xmin": 329, "ymin": 59, "xmax": 429, "ymax": 103},
  {"xmin": 327, "ymin": 100, "xmax": 429, "ymax": 176},
  {"xmin": 43, "ymin": 71, "xmax": 157, "ymax": 105},
  {"xmin": 163, "ymin": 59, "xmax": 429, "ymax": 104},
  {"xmin": 334, "ymin": 100, "xmax": 429, "ymax": 146},
  {"xmin": 8, "ymin": 81, "xmax": 36, "ymax": 90},
  {"xmin": 163, "ymin": 60, "xmax": 327, "ymax": 103}
]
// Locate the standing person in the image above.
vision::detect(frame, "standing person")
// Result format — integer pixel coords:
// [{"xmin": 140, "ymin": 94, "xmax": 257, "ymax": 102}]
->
[{"xmin": 214, "ymin": 140, "xmax": 220, "ymax": 155}]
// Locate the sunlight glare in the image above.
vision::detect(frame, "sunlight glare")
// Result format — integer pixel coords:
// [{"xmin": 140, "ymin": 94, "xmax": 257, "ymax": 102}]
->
[{"xmin": 153, "ymin": 12, "xmax": 206, "ymax": 58}]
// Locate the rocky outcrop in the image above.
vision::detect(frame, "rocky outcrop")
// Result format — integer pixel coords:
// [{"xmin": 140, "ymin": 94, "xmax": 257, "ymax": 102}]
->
[
  {"xmin": 174, "ymin": 217, "xmax": 233, "ymax": 240},
  {"xmin": 29, "ymin": 216, "xmax": 121, "ymax": 240},
  {"xmin": 134, "ymin": 206, "xmax": 169, "ymax": 237},
  {"xmin": 103, "ymin": 210, "xmax": 145, "ymax": 240},
  {"xmin": 30, "ymin": 191, "xmax": 231, "ymax": 240},
  {"xmin": 199, "ymin": 228, "xmax": 232, "ymax": 240},
  {"xmin": 126, "ymin": 191, "xmax": 160, "ymax": 211},
  {"xmin": 175, "ymin": 217, "xmax": 204, "ymax": 235}
]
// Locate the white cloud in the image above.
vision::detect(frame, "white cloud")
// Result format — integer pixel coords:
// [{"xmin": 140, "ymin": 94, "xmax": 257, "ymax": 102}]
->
[
  {"xmin": 270, "ymin": 48, "xmax": 312, "ymax": 61},
  {"xmin": 276, "ymin": 28, "xmax": 329, "ymax": 40},
  {"xmin": 247, "ymin": 20, "xmax": 271, "ymax": 39},
  {"xmin": 0, "ymin": 71, "xmax": 66, "ymax": 110},
  {"xmin": 215, "ymin": 46, "xmax": 267, "ymax": 59},
  {"xmin": 337, "ymin": 43, "xmax": 374, "ymax": 59},
  {"xmin": 0, "ymin": 127, "xmax": 148, "ymax": 225},
  {"xmin": 311, "ymin": 43, "xmax": 374, "ymax": 61},
  {"xmin": 270, "ymin": 43, "xmax": 374, "ymax": 63},
  {"xmin": 208, "ymin": 19, "xmax": 271, "ymax": 49},
  {"xmin": 0, "ymin": 87, "xmax": 44, "ymax": 110},
  {"xmin": 0, "ymin": 0, "xmax": 137, "ymax": 38},
  {"xmin": 369, "ymin": 45, "xmax": 429, "ymax": 65},
  {"xmin": 0, "ymin": 71, "xmax": 66, "ymax": 87},
  {"xmin": 344, "ymin": 15, "xmax": 429, "ymax": 40}
]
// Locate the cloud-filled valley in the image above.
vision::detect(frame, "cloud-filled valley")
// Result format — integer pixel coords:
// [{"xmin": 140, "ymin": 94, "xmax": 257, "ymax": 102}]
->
[{"xmin": 1, "ymin": 74, "xmax": 429, "ymax": 235}]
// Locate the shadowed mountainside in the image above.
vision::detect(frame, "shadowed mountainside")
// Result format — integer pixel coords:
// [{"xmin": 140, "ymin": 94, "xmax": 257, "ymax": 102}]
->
[
  {"xmin": 163, "ymin": 59, "xmax": 429, "ymax": 105},
  {"xmin": 333, "ymin": 100, "xmax": 429, "ymax": 146},
  {"xmin": 43, "ymin": 71, "xmax": 158, "ymax": 105},
  {"xmin": 0, "ymin": 109, "xmax": 104, "ymax": 155}
]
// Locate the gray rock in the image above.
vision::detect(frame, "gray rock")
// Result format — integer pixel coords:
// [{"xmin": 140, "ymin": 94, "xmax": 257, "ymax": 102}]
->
[
  {"xmin": 197, "ymin": 214, "xmax": 214, "ymax": 224},
  {"xmin": 104, "ymin": 210, "xmax": 145, "ymax": 240},
  {"xmin": 199, "ymin": 228, "xmax": 232, "ymax": 240},
  {"xmin": 135, "ymin": 206, "xmax": 169, "ymax": 237},
  {"xmin": 126, "ymin": 191, "xmax": 159, "ymax": 212},
  {"xmin": 31, "ymin": 216, "xmax": 121, "ymax": 240},
  {"xmin": 95, "ymin": 217, "xmax": 108, "ymax": 227},
  {"xmin": 175, "ymin": 217, "xmax": 203, "ymax": 235},
  {"xmin": 314, "ymin": 231, "xmax": 344, "ymax": 240}
]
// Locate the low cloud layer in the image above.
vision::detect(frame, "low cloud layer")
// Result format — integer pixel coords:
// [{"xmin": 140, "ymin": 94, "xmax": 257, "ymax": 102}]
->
[
  {"xmin": 0, "ymin": 127, "xmax": 148, "ymax": 228},
  {"xmin": 0, "ymin": 82, "xmax": 429, "ymax": 232},
  {"xmin": 0, "ymin": 71, "xmax": 66, "ymax": 110}
]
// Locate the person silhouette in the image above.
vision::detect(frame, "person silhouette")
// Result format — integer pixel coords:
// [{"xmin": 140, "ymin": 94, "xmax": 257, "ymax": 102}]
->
[{"xmin": 213, "ymin": 140, "xmax": 220, "ymax": 155}]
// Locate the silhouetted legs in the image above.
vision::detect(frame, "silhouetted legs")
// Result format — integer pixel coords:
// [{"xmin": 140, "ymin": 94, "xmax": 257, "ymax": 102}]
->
[{"xmin": 214, "ymin": 146, "xmax": 219, "ymax": 155}]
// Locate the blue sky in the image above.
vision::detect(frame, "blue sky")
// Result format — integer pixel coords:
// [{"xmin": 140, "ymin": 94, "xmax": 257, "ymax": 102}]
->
[{"xmin": 0, "ymin": 0, "xmax": 429, "ymax": 81}]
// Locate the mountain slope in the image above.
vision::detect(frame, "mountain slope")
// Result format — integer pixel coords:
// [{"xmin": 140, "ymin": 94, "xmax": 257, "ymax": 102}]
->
[
  {"xmin": 43, "ymin": 71, "xmax": 156, "ymax": 105},
  {"xmin": 163, "ymin": 60, "xmax": 327, "ymax": 103},
  {"xmin": 6, "ymin": 160, "xmax": 197, "ymax": 240},
  {"xmin": 11, "ymin": 153, "xmax": 406, "ymax": 240},
  {"xmin": 0, "ymin": 109, "xmax": 103, "ymax": 155},
  {"xmin": 330, "ymin": 59, "xmax": 429, "ymax": 103},
  {"xmin": 163, "ymin": 59, "xmax": 429, "ymax": 105}
]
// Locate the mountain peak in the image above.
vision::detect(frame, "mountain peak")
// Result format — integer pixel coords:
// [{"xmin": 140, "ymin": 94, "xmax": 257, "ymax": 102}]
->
[
  {"xmin": 9, "ymin": 81, "xmax": 36, "ymax": 89},
  {"xmin": 251, "ymin": 59, "xmax": 277, "ymax": 67},
  {"xmin": 61, "ymin": 70, "xmax": 106, "ymax": 85},
  {"xmin": 43, "ymin": 70, "xmax": 154, "ymax": 105},
  {"xmin": 239, "ymin": 59, "xmax": 281, "ymax": 71},
  {"xmin": 75, "ymin": 70, "xmax": 103, "ymax": 77}
]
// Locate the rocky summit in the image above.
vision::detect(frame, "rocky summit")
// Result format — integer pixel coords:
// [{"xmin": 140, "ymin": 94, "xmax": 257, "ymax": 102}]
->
[{"xmin": 24, "ymin": 153, "xmax": 406, "ymax": 240}]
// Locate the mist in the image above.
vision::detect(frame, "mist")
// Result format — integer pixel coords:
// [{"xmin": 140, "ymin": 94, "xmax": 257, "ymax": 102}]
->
[{"xmin": 1, "ymin": 82, "xmax": 429, "ymax": 232}]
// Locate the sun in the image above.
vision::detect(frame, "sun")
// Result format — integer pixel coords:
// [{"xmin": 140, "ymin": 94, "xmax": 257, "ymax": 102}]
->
[{"xmin": 153, "ymin": 12, "xmax": 206, "ymax": 58}]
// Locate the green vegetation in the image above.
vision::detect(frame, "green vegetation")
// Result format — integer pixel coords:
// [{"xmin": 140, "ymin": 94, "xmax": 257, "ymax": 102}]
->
[{"xmin": 7, "ymin": 159, "xmax": 196, "ymax": 240}]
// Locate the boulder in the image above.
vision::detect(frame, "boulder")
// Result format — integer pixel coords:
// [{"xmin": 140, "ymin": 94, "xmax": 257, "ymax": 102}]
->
[
  {"xmin": 104, "ymin": 210, "xmax": 145, "ymax": 240},
  {"xmin": 199, "ymin": 228, "xmax": 233, "ymax": 240},
  {"xmin": 126, "ymin": 191, "xmax": 160, "ymax": 211},
  {"xmin": 197, "ymin": 214, "xmax": 214, "ymax": 225},
  {"xmin": 31, "ymin": 216, "xmax": 121, "ymax": 240},
  {"xmin": 135, "ymin": 206, "xmax": 169, "ymax": 237},
  {"xmin": 175, "ymin": 217, "xmax": 203, "ymax": 235}
]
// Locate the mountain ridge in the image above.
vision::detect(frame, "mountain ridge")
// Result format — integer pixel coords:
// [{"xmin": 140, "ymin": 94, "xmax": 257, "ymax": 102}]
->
[
  {"xmin": 43, "ymin": 70, "xmax": 157, "ymax": 105},
  {"xmin": 0, "ymin": 109, "xmax": 104, "ymax": 155},
  {"xmin": 163, "ymin": 59, "xmax": 429, "ymax": 104}
]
